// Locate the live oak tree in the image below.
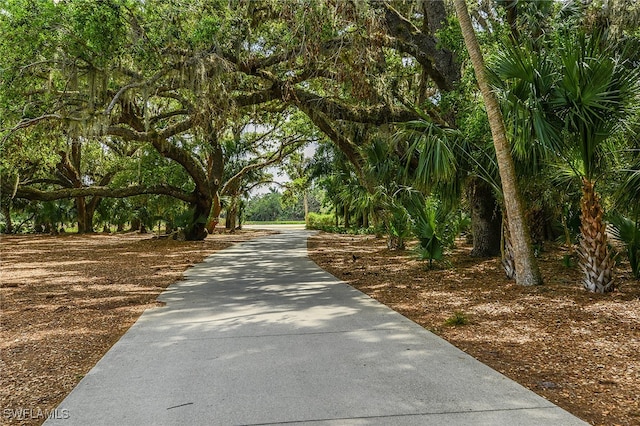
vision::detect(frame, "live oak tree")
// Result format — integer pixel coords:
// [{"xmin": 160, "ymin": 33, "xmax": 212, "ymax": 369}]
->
[
  {"xmin": 1, "ymin": 1, "xmax": 437, "ymax": 238},
  {"xmin": 1, "ymin": 0, "xmax": 513, "ymax": 256},
  {"xmin": 1, "ymin": 1, "xmax": 317, "ymax": 239}
]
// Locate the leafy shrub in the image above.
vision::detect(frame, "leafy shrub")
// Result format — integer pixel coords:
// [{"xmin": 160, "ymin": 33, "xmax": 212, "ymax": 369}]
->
[
  {"xmin": 413, "ymin": 210, "xmax": 444, "ymax": 265},
  {"xmin": 562, "ymin": 254, "xmax": 574, "ymax": 268},
  {"xmin": 386, "ymin": 205, "xmax": 411, "ymax": 250},
  {"xmin": 349, "ymin": 226, "xmax": 376, "ymax": 235},
  {"xmin": 444, "ymin": 311, "xmax": 469, "ymax": 326},
  {"xmin": 307, "ymin": 212, "xmax": 336, "ymax": 230},
  {"xmin": 410, "ymin": 198, "xmax": 467, "ymax": 267},
  {"xmin": 609, "ymin": 212, "xmax": 640, "ymax": 278}
]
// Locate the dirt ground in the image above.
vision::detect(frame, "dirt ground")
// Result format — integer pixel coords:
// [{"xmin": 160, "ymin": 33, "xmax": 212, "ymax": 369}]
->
[
  {"xmin": 1, "ymin": 231, "xmax": 639, "ymax": 426},
  {"xmin": 0, "ymin": 230, "xmax": 273, "ymax": 426},
  {"xmin": 308, "ymin": 233, "xmax": 640, "ymax": 426}
]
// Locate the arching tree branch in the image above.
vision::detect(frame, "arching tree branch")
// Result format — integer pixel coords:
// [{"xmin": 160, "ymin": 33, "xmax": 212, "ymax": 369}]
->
[
  {"xmin": 11, "ymin": 184, "xmax": 196, "ymax": 203},
  {"xmin": 379, "ymin": 2, "xmax": 460, "ymax": 91}
]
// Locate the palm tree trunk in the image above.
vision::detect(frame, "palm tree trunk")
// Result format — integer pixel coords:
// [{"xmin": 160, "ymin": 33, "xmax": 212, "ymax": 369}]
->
[
  {"xmin": 501, "ymin": 212, "xmax": 516, "ymax": 279},
  {"xmin": 454, "ymin": 0, "xmax": 542, "ymax": 285},
  {"xmin": 578, "ymin": 179, "xmax": 615, "ymax": 292}
]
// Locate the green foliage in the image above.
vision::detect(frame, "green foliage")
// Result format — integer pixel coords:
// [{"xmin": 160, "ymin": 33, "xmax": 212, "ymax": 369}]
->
[
  {"xmin": 562, "ymin": 254, "xmax": 574, "ymax": 268},
  {"xmin": 174, "ymin": 207, "xmax": 196, "ymax": 229},
  {"xmin": 412, "ymin": 200, "xmax": 444, "ymax": 265},
  {"xmin": 435, "ymin": 15, "xmax": 466, "ymax": 58},
  {"xmin": 609, "ymin": 212, "xmax": 640, "ymax": 278},
  {"xmin": 68, "ymin": 0, "xmax": 127, "ymax": 64},
  {"xmin": 614, "ymin": 135, "xmax": 640, "ymax": 215},
  {"xmin": 554, "ymin": 33, "xmax": 639, "ymax": 181},
  {"xmin": 31, "ymin": 200, "xmax": 73, "ymax": 231},
  {"xmin": 490, "ymin": 42, "xmax": 559, "ymax": 171},
  {"xmin": 97, "ymin": 198, "xmax": 133, "ymax": 228},
  {"xmin": 246, "ymin": 189, "xmax": 321, "ymax": 223},
  {"xmin": 2, "ymin": 0, "xmax": 636, "ymax": 253},
  {"xmin": 386, "ymin": 203, "xmax": 411, "ymax": 250},
  {"xmin": 444, "ymin": 311, "xmax": 469, "ymax": 327},
  {"xmin": 245, "ymin": 191, "xmax": 286, "ymax": 222},
  {"xmin": 493, "ymin": 29, "xmax": 640, "ymax": 182},
  {"xmin": 410, "ymin": 197, "xmax": 467, "ymax": 268},
  {"xmin": 307, "ymin": 212, "xmax": 335, "ymax": 230},
  {"xmin": 397, "ymin": 118, "xmax": 457, "ymax": 190},
  {"xmin": 190, "ymin": 9, "xmax": 224, "ymax": 47}
]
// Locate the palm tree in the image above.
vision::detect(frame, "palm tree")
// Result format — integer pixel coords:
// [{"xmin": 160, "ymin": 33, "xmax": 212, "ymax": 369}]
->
[
  {"xmin": 575, "ymin": 37, "xmax": 633, "ymax": 294},
  {"xmin": 453, "ymin": 0, "xmax": 543, "ymax": 286},
  {"xmin": 552, "ymin": 34, "xmax": 638, "ymax": 292},
  {"xmin": 492, "ymin": 30, "xmax": 639, "ymax": 292}
]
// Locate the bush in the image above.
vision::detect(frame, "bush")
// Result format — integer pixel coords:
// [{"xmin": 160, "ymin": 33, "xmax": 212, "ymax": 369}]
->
[
  {"xmin": 609, "ymin": 212, "xmax": 640, "ymax": 278},
  {"xmin": 444, "ymin": 311, "xmax": 470, "ymax": 326},
  {"xmin": 307, "ymin": 212, "xmax": 336, "ymax": 230}
]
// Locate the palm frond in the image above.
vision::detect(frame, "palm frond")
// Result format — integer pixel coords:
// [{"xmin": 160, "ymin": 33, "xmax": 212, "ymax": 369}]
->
[
  {"xmin": 552, "ymin": 31, "xmax": 640, "ymax": 180},
  {"xmin": 615, "ymin": 162, "xmax": 640, "ymax": 212},
  {"xmin": 548, "ymin": 161, "xmax": 583, "ymax": 191},
  {"xmin": 608, "ymin": 211, "xmax": 640, "ymax": 278},
  {"xmin": 489, "ymin": 41, "xmax": 562, "ymax": 169},
  {"xmin": 393, "ymin": 119, "xmax": 458, "ymax": 190}
]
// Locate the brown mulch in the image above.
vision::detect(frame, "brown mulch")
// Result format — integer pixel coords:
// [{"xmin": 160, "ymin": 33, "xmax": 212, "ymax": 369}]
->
[
  {"xmin": 307, "ymin": 232, "xmax": 640, "ymax": 426},
  {"xmin": 0, "ymin": 230, "xmax": 274, "ymax": 425}
]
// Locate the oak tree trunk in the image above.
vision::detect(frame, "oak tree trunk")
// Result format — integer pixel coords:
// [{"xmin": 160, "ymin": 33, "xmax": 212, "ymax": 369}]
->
[
  {"xmin": 76, "ymin": 197, "xmax": 89, "ymax": 233},
  {"xmin": 185, "ymin": 194, "xmax": 211, "ymax": 240},
  {"xmin": 206, "ymin": 193, "xmax": 222, "ymax": 233},
  {"xmin": 129, "ymin": 218, "xmax": 141, "ymax": 232},
  {"xmin": 2, "ymin": 202, "xmax": 13, "ymax": 234},
  {"xmin": 205, "ymin": 137, "xmax": 224, "ymax": 234},
  {"xmin": 225, "ymin": 204, "xmax": 237, "ymax": 232},
  {"xmin": 468, "ymin": 178, "xmax": 501, "ymax": 257}
]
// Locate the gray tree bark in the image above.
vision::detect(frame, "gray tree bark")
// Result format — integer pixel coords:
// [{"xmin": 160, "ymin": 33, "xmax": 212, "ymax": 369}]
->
[{"xmin": 454, "ymin": 0, "xmax": 542, "ymax": 285}]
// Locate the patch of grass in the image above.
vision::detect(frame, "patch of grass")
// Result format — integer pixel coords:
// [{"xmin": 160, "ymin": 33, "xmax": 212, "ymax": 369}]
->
[
  {"xmin": 444, "ymin": 311, "xmax": 470, "ymax": 327},
  {"xmin": 244, "ymin": 220, "xmax": 306, "ymax": 225}
]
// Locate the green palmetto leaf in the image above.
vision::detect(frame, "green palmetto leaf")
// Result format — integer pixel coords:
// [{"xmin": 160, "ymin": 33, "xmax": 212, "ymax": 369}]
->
[
  {"xmin": 608, "ymin": 211, "xmax": 640, "ymax": 278},
  {"xmin": 413, "ymin": 131, "xmax": 456, "ymax": 185},
  {"xmin": 394, "ymin": 118, "xmax": 457, "ymax": 190},
  {"xmin": 616, "ymin": 161, "xmax": 640, "ymax": 213},
  {"xmin": 489, "ymin": 41, "xmax": 562, "ymax": 170},
  {"xmin": 548, "ymin": 160, "xmax": 584, "ymax": 192},
  {"xmin": 551, "ymin": 32, "xmax": 640, "ymax": 180},
  {"xmin": 491, "ymin": 31, "xmax": 639, "ymax": 183}
]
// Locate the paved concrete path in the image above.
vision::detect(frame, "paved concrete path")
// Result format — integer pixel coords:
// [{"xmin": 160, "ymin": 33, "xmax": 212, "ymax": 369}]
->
[{"xmin": 47, "ymin": 230, "xmax": 586, "ymax": 425}]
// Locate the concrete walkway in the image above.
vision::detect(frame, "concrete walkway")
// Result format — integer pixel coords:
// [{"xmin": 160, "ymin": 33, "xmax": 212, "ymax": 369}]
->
[{"xmin": 46, "ymin": 230, "xmax": 586, "ymax": 425}]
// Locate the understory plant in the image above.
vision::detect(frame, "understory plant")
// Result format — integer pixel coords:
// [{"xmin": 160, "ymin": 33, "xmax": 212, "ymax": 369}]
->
[{"xmin": 609, "ymin": 212, "xmax": 640, "ymax": 278}]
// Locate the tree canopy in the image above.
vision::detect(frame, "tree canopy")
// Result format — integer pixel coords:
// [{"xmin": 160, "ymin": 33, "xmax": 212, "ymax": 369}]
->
[{"xmin": 1, "ymin": 0, "xmax": 639, "ymax": 291}]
